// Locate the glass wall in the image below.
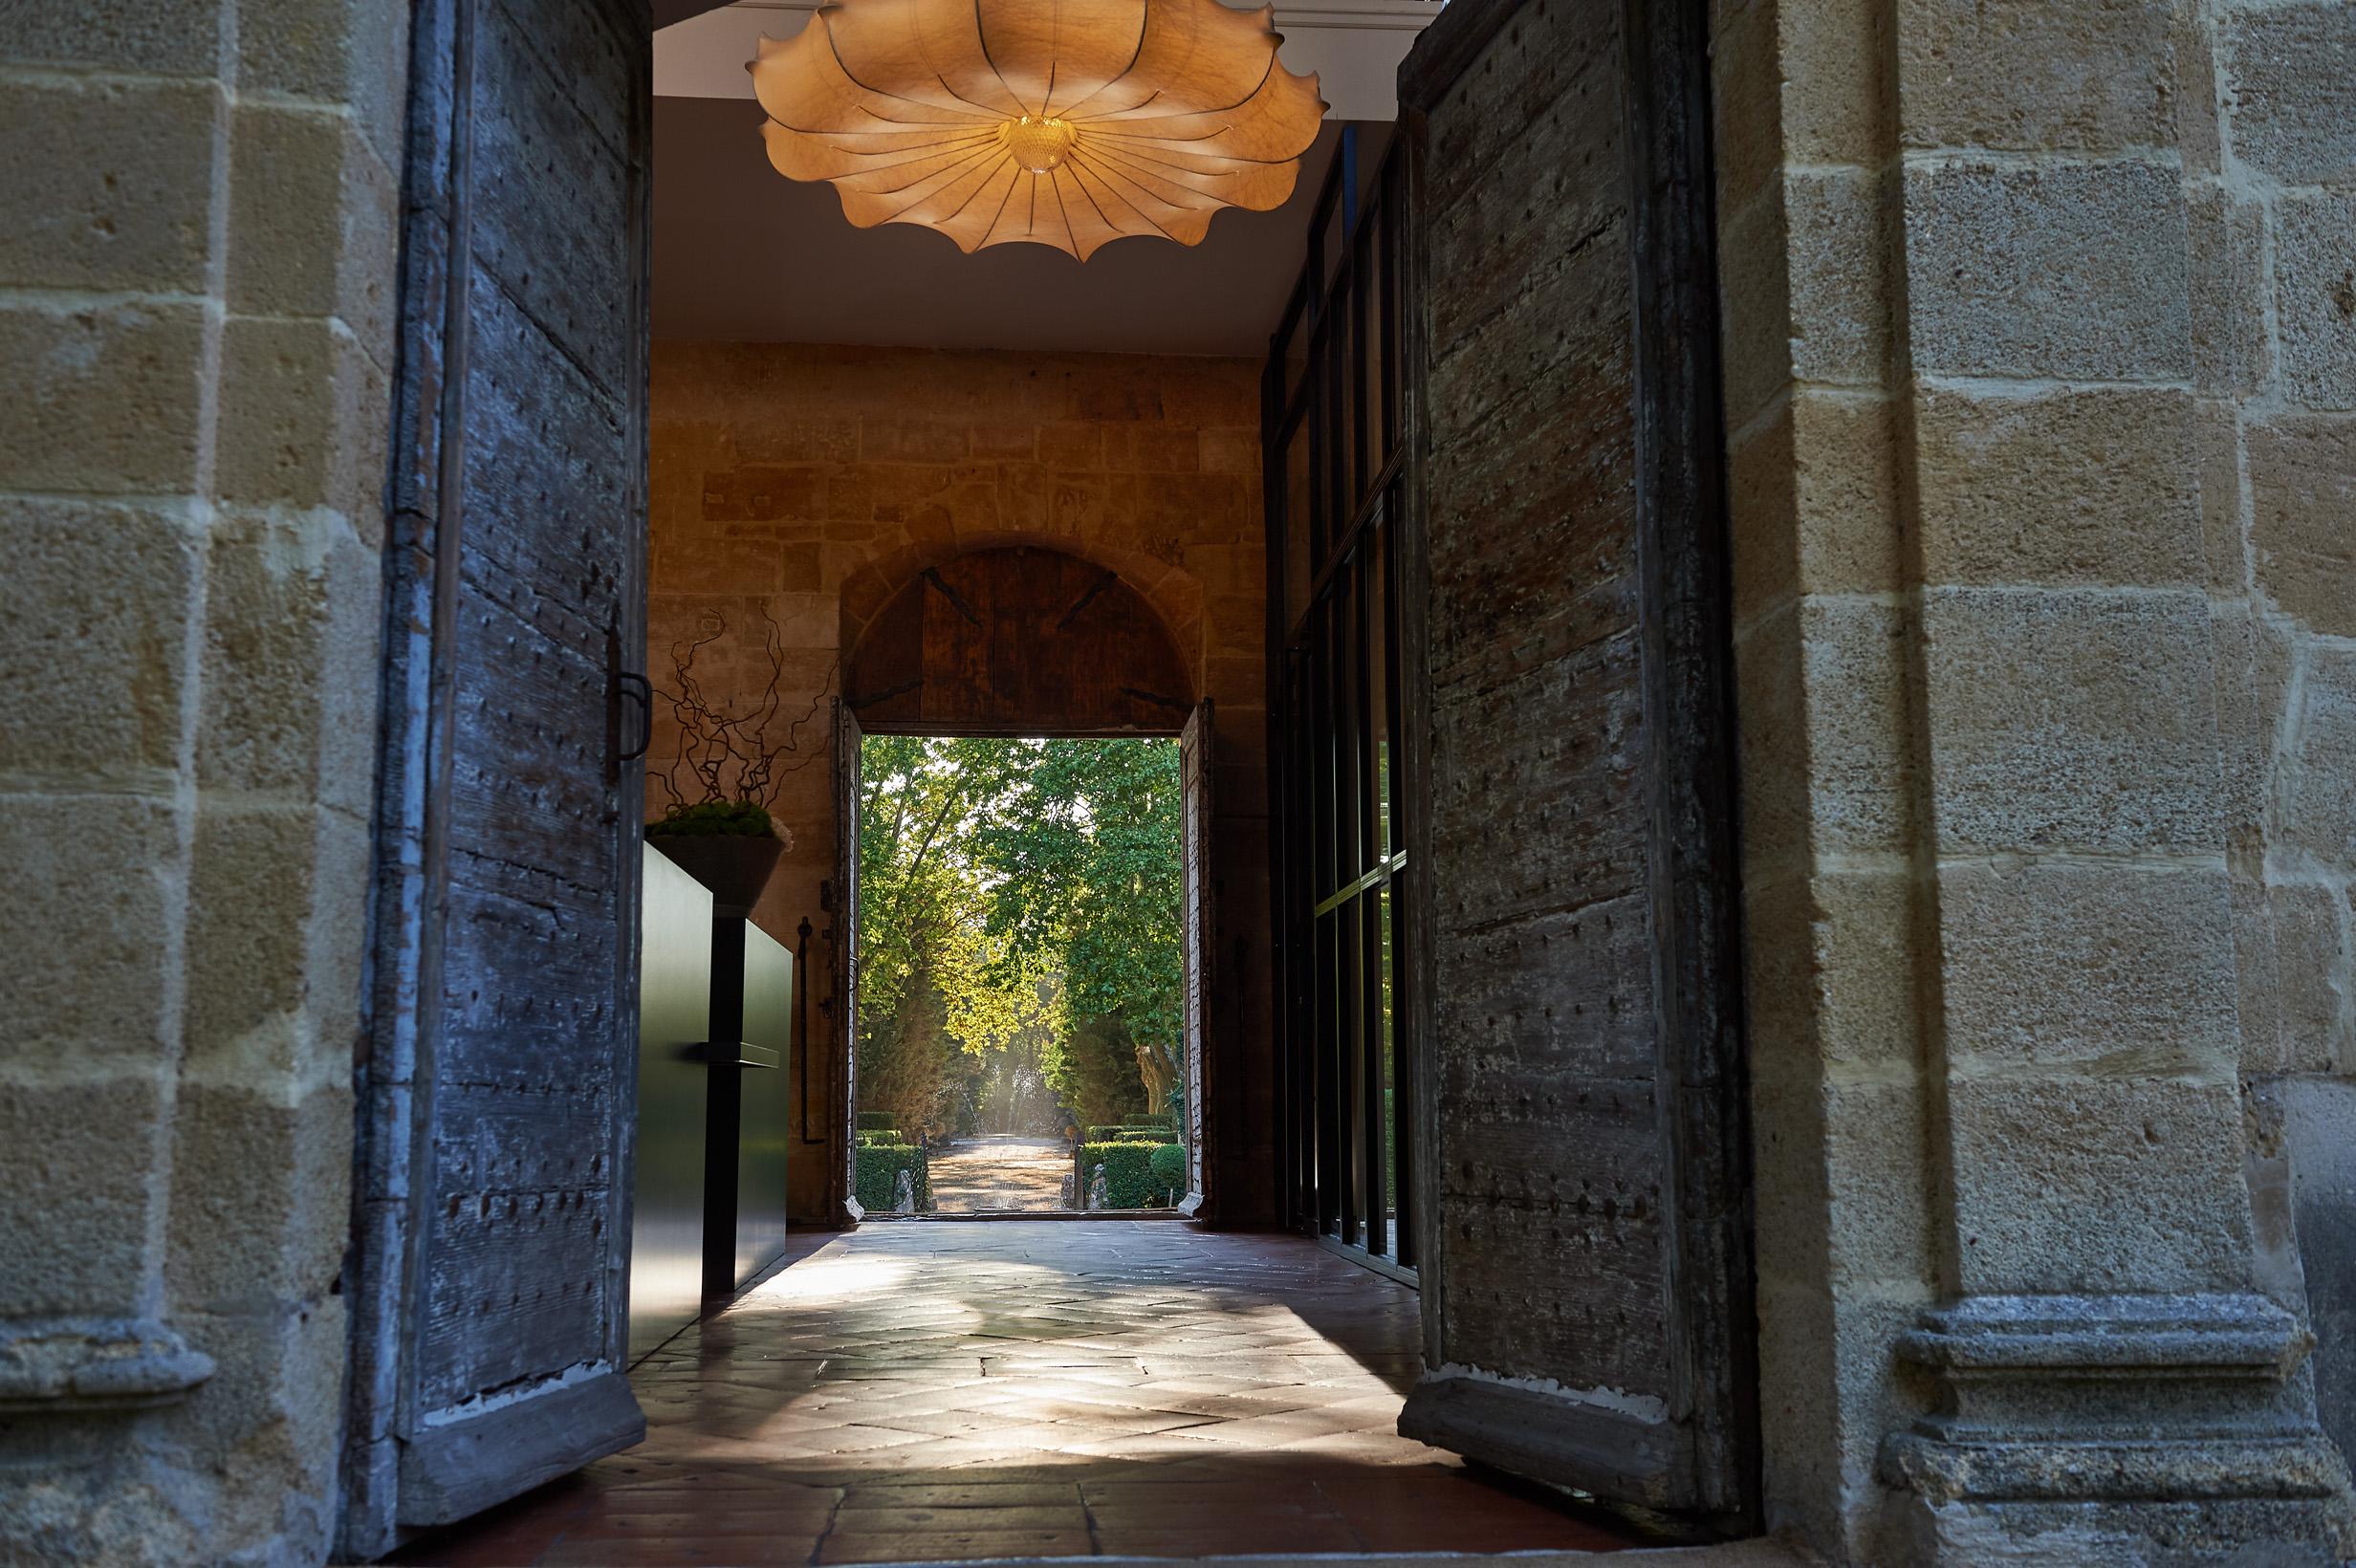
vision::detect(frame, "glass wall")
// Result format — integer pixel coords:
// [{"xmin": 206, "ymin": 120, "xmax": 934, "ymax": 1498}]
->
[{"xmin": 1266, "ymin": 129, "xmax": 1412, "ymax": 1270}]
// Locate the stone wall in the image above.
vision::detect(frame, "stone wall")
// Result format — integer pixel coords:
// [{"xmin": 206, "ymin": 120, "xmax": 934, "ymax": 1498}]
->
[
  {"xmin": 647, "ymin": 341, "xmax": 1274, "ymax": 1227},
  {"xmin": 2197, "ymin": 0, "xmax": 2356, "ymax": 1481},
  {"xmin": 1712, "ymin": 0, "xmax": 2356, "ymax": 1560},
  {"xmin": 0, "ymin": 1, "xmax": 404, "ymax": 1561}
]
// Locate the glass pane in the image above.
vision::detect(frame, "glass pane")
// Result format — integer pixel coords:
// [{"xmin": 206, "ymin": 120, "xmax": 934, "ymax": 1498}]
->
[
  {"xmin": 1318, "ymin": 143, "xmax": 1349, "ymax": 295},
  {"xmin": 1358, "ymin": 217, "xmax": 1385, "ymax": 482},
  {"xmin": 1278, "ymin": 289, "xmax": 1311, "ymax": 415},
  {"xmin": 1284, "ymin": 414, "xmax": 1312, "ymax": 634},
  {"xmin": 1365, "ymin": 518, "xmax": 1390, "ymax": 860},
  {"xmin": 1379, "ymin": 883, "xmax": 1396, "ymax": 1256},
  {"xmin": 1341, "ymin": 892, "xmax": 1364, "ymax": 1248},
  {"xmin": 1383, "ymin": 492, "xmax": 1405, "ymax": 859},
  {"xmin": 1316, "ymin": 906, "xmax": 1342, "ymax": 1236},
  {"xmin": 1310, "ymin": 601, "xmax": 1336, "ymax": 901},
  {"xmin": 1329, "ymin": 558, "xmax": 1359, "ymax": 892},
  {"xmin": 1324, "ymin": 306, "xmax": 1353, "ymax": 562},
  {"xmin": 1355, "ymin": 123, "xmax": 1394, "ymax": 210}
]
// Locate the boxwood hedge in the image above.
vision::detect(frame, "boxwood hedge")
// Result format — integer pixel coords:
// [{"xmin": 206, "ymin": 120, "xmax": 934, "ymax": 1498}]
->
[
  {"xmin": 1077, "ymin": 1141, "xmax": 1180, "ymax": 1209},
  {"xmin": 1148, "ymin": 1141, "xmax": 1186, "ymax": 1196},
  {"xmin": 855, "ymin": 1143, "xmax": 930, "ymax": 1212}
]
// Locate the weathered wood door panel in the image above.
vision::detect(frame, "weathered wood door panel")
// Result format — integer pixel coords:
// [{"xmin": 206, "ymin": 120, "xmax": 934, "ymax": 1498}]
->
[
  {"xmin": 1395, "ymin": 0, "xmax": 1756, "ymax": 1530},
  {"xmin": 344, "ymin": 0, "xmax": 651, "ymax": 1553},
  {"xmin": 845, "ymin": 549, "xmax": 1192, "ymax": 735}
]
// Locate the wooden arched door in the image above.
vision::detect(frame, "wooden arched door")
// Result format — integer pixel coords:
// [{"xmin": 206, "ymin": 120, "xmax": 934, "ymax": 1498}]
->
[{"xmin": 845, "ymin": 548, "xmax": 1192, "ymax": 735}]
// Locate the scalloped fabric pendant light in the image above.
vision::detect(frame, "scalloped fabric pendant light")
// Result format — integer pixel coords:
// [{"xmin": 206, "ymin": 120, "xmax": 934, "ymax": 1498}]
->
[{"xmin": 749, "ymin": 0, "xmax": 1328, "ymax": 260}]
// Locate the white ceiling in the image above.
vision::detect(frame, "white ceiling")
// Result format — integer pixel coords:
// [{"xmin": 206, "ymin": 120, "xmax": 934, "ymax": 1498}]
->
[{"xmin": 650, "ymin": 1, "xmax": 1429, "ymax": 357}]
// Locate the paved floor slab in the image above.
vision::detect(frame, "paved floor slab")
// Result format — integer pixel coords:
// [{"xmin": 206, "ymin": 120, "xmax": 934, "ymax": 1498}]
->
[{"xmin": 393, "ymin": 1223, "xmax": 1650, "ymax": 1564}]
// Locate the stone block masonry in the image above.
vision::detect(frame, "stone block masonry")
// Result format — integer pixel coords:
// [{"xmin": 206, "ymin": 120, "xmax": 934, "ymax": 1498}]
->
[
  {"xmin": 0, "ymin": 2, "xmax": 407, "ymax": 1563},
  {"xmin": 1710, "ymin": 0, "xmax": 2356, "ymax": 1560}
]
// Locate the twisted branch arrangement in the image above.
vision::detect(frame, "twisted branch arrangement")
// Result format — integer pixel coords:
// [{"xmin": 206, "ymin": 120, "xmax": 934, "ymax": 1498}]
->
[{"xmin": 651, "ymin": 610, "xmax": 835, "ymax": 816}]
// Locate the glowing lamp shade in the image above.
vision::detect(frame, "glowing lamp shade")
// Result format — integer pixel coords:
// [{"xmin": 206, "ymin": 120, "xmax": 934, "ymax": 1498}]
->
[{"xmin": 749, "ymin": 0, "xmax": 1328, "ymax": 260}]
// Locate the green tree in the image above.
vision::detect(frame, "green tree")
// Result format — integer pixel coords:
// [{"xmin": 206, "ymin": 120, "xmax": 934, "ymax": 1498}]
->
[
  {"xmin": 852, "ymin": 734, "xmax": 1183, "ymax": 1141},
  {"xmin": 854, "ymin": 736, "xmax": 1043, "ymax": 1135},
  {"xmin": 971, "ymin": 739, "xmax": 1183, "ymax": 1130}
]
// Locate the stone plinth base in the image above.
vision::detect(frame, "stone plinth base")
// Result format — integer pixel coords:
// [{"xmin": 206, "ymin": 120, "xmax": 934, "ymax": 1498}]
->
[{"xmin": 1881, "ymin": 1294, "xmax": 2356, "ymax": 1565}]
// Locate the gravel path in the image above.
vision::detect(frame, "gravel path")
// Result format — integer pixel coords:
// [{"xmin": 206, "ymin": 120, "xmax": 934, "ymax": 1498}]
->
[{"xmin": 927, "ymin": 1134, "xmax": 1073, "ymax": 1212}]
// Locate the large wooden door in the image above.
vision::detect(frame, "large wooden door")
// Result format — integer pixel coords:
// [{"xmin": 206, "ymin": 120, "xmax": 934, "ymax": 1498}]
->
[
  {"xmin": 1393, "ymin": 0, "xmax": 1757, "ymax": 1530},
  {"xmin": 1178, "ymin": 702, "xmax": 1213, "ymax": 1209},
  {"xmin": 343, "ymin": 0, "xmax": 651, "ymax": 1553}
]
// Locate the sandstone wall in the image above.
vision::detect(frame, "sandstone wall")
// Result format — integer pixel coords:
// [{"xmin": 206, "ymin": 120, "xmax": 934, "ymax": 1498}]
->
[
  {"xmin": 2195, "ymin": 0, "xmax": 2356, "ymax": 1478},
  {"xmin": 647, "ymin": 341, "xmax": 1274, "ymax": 1227},
  {"xmin": 1711, "ymin": 0, "xmax": 2356, "ymax": 1559},
  {"xmin": 0, "ymin": 1, "xmax": 404, "ymax": 1560}
]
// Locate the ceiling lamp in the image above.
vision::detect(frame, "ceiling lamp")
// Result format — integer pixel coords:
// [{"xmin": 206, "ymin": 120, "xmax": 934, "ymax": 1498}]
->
[{"xmin": 749, "ymin": 0, "xmax": 1327, "ymax": 260}]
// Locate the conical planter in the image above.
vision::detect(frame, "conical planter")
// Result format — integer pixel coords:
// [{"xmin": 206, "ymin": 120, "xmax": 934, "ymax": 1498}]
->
[{"xmin": 646, "ymin": 832, "xmax": 783, "ymax": 918}]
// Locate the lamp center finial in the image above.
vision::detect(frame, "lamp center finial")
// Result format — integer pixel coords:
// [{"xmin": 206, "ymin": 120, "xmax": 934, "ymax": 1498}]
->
[{"xmin": 1002, "ymin": 116, "xmax": 1078, "ymax": 175}]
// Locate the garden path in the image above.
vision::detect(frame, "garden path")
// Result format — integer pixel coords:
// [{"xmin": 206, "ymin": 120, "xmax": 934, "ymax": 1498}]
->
[
  {"xmin": 394, "ymin": 1223, "xmax": 1648, "ymax": 1564},
  {"xmin": 927, "ymin": 1135, "xmax": 1074, "ymax": 1212}
]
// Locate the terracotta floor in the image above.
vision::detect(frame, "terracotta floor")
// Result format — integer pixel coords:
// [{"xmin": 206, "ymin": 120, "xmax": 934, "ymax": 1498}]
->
[
  {"xmin": 927, "ymin": 1136, "xmax": 1074, "ymax": 1212},
  {"xmin": 394, "ymin": 1223, "xmax": 1647, "ymax": 1565}
]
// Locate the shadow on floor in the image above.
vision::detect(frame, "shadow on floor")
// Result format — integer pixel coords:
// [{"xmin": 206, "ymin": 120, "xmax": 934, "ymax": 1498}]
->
[{"xmin": 393, "ymin": 1223, "xmax": 1652, "ymax": 1566}]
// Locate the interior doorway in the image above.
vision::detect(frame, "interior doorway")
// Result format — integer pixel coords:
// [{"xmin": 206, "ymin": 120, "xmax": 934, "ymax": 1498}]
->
[
  {"xmin": 830, "ymin": 546, "xmax": 1216, "ymax": 1224},
  {"xmin": 847, "ymin": 734, "xmax": 1193, "ymax": 1217}
]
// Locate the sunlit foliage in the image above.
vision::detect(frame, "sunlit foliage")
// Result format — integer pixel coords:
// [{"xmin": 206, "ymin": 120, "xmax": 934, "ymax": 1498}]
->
[{"xmin": 853, "ymin": 736, "xmax": 1183, "ymax": 1138}]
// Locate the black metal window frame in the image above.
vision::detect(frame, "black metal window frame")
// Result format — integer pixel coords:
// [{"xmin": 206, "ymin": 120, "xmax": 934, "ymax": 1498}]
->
[{"xmin": 1265, "ymin": 126, "xmax": 1413, "ymax": 1273}]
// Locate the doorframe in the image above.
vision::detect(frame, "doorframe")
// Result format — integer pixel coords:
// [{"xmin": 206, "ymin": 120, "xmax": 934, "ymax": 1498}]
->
[{"xmin": 830, "ymin": 711, "xmax": 1217, "ymax": 1219}]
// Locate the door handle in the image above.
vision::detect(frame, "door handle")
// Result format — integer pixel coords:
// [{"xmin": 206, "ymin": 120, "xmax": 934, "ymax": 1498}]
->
[{"xmin": 613, "ymin": 670, "xmax": 652, "ymax": 762}]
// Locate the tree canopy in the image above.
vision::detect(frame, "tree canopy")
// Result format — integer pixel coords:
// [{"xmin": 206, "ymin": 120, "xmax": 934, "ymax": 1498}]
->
[{"xmin": 853, "ymin": 736, "xmax": 1183, "ymax": 1138}]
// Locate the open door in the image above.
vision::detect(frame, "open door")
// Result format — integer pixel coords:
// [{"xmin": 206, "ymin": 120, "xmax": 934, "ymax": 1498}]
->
[
  {"xmin": 1393, "ymin": 0, "xmax": 1758, "ymax": 1532},
  {"xmin": 1178, "ymin": 702, "xmax": 1214, "ymax": 1213},
  {"xmin": 831, "ymin": 699, "xmax": 864, "ymax": 1223},
  {"xmin": 342, "ymin": 0, "xmax": 652, "ymax": 1554}
]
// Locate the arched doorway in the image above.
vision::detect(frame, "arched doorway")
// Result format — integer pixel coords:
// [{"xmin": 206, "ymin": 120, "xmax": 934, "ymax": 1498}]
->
[
  {"xmin": 845, "ymin": 547, "xmax": 1194, "ymax": 734},
  {"xmin": 826, "ymin": 546, "xmax": 1216, "ymax": 1222}
]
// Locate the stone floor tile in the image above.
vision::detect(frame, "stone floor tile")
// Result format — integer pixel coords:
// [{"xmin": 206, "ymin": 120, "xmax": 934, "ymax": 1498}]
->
[
  {"xmin": 395, "ymin": 1222, "xmax": 1643, "ymax": 1564},
  {"xmin": 817, "ymin": 1527, "xmax": 1096, "ymax": 1562},
  {"xmin": 837, "ymin": 1480, "xmax": 1082, "ymax": 1510}
]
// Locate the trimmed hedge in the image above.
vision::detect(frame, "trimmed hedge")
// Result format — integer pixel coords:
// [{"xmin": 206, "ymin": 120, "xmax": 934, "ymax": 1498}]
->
[
  {"xmin": 854, "ymin": 1129, "xmax": 900, "ymax": 1147},
  {"xmin": 1084, "ymin": 1125, "xmax": 1129, "ymax": 1143},
  {"xmin": 1120, "ymin": 1123, "xmax": 1178, "ymax": 1143},
  {"xmin": 1077, "ymin": 1141, "xmax": 1179, "ymax": 1209},
  {"xmin": 1129, "ymin": 1112, "xmax": 1175, "ymax": 1130},
  {"xmin": 855, "ymin": 1143, "xmax": 931, "ymax": 1212},
  {"xmin": 1148, "ymin": 1141, "xmax": 1186, "ymax": 1196},
  {"xmin": 856, "ymin": 1110, "xmax": 900, "ymax": 1132}
]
